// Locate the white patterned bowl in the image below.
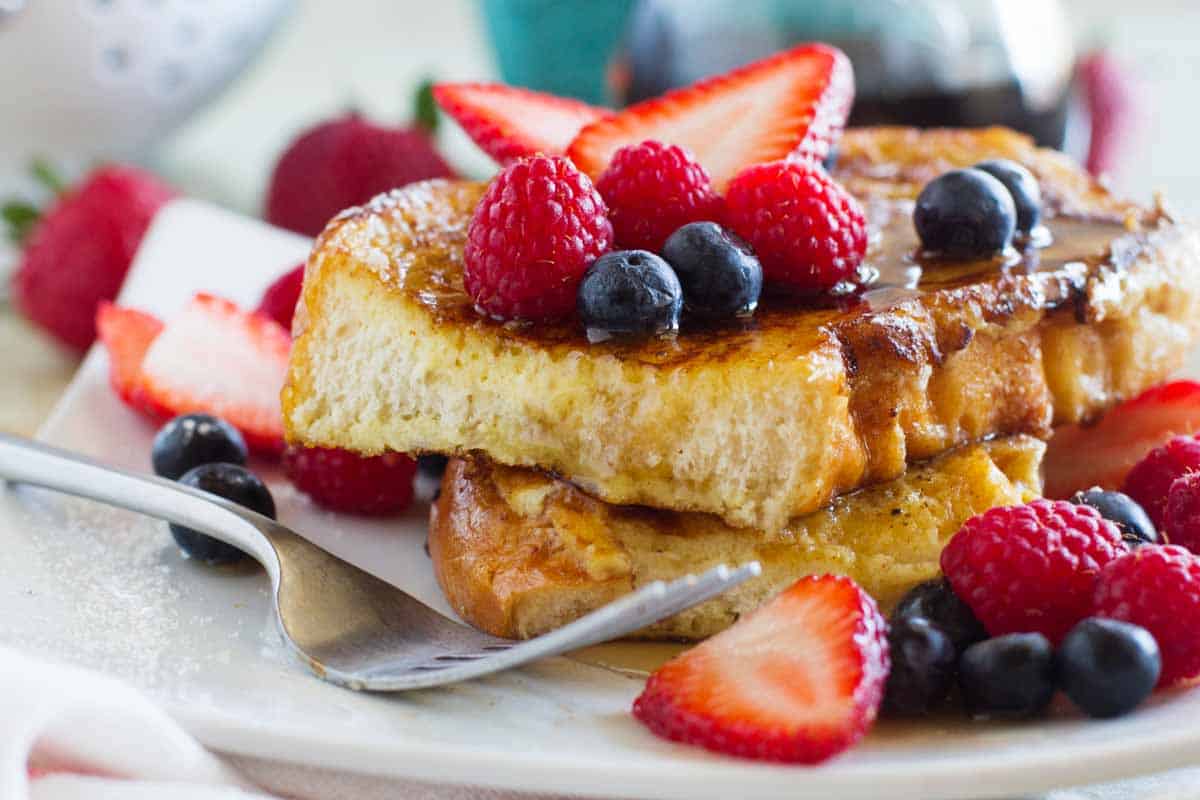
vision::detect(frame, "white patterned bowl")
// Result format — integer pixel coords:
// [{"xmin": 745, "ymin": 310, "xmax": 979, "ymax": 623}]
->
[{"xmin": 0, "ymin": 0, "xmax": 291, "ymax": 276}]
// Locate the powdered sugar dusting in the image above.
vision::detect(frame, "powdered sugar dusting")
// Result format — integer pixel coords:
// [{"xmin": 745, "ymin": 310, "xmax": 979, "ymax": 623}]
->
[
  {"xmin": 0, "ymin": 488, "xmax": 271, "ymax": 692},
  {"xmin": 327, "ymin": 179, "xmax": 484, "ymax": 290}
]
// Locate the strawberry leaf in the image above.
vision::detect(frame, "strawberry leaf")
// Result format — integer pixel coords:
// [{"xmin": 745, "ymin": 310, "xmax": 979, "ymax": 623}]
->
[
  {"xmin": 30, "ymin": 158, "xmax": 66, "ymax": 195},
  {"xmin": 1, "ymin": 201, "xmax": 39, "ymax": 245},
  {"xmin": 414, "ymin": 78, "xmax": 439, "ymax": 135}
]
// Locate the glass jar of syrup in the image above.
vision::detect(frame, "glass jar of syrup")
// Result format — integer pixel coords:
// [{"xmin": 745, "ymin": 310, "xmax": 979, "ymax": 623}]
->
[{"xmin": 617, "ymin": 0, "xmax": 1083, "ymax": 153}]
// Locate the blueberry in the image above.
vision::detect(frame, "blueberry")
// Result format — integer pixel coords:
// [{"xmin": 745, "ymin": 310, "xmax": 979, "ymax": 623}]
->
[
  {"xmin": 152, "ymin": 414, "xmax": 247, "ymax": 480},
  {"xmin": 1057, "ymin": 617, "xmax": 1160, "ymax": 719},
  {"xmin": 893, "ymin": 578, "xmax": 987, "ymax": 654},
  {"xmin": 170, "ymin": 463, "xmax": 275, "ymax": 565},
  {"xmin": 661, "ymin": 222, "xmax": 762, "ymax": 319},
  {"xmin": 883, "ymin": 616, "xmax": 957, "ymax": 716},
  {"xmin": 578, "ymin": 250, "xmax": 682, "ymax": 340},
  {"xmin": 914, "ymin": 168, "xmax": 1017, "ymax": 258},
  {"xmin": 822, "ymin": 147, "xmax": 839, "ymax": 173},
  {"xmin": 417, "ymin": 454, "xmax": 450, "ymax": 479},
  {"xmin": 959, "ymin": 633, "xmax": 1056, "ymax": 719},
  {"xmin": 1070, "ymin": 488, "xmax": 1158, "ymax": 547},
  {"xmin": 973, "ymin": 159, "xmax": 1042, "ymax": 234}
]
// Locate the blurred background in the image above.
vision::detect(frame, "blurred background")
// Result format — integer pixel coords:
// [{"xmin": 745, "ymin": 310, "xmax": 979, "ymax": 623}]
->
[
  {"xmin": 84, "ymin": 0, "xmax": 1200, "ymax": 213},
  {"xmin": 3, "ymin": 0, "xmax": 1199, "ymax": 432}
]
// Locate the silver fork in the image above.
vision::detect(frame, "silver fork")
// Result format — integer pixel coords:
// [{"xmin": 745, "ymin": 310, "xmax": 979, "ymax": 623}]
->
[{"xmin": 0, "ymin": 433, "xmax": 760, "ymax": 691}]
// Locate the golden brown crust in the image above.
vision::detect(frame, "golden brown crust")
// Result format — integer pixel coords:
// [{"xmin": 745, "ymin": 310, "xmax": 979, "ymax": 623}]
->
[
  {"xmin": 431, "ymin": 437, "xmax": 1045, "ymax": 640},
  {"xmin": 284, "ymin": 127, "xmax": 1200, "ymax": 532}
]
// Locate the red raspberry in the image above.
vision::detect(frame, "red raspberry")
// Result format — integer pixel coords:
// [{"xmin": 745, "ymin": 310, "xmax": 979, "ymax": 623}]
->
[
  {"xmin": 1164, "ymin": 472, "xmax": 1200, "ymax": 552},
  {"xmin": 724, "ymin": 160, "xmax": 866, "ymax": 293},
  {"xmin": 14, "ymin": 165, "xmax": 174, "ymax": 350},
  {"xmin": 941, "ymin": 500, "xmax": 1125, "ymax": 643},
  {"xmin": 256, "ymin": 263, "xmax": 305, "ymax": 332},
  {"xmin": 284, "ymin": 446, "xmax": 417, "ymax": 515},
  {"xmin": 1094, "ymin": 545, "xmax": 1200, "ymax": 686},
  {"xmin": 464, "ymin": 155, "xmax": 613, "ymax": 321},
  {"xmin": 595, "ymin": 140, "xmax": 724, "ymax": 252},
  {"xmin": 266, "ymin": 113, "xmax": 455, "ymax": 237},
  {"xmin": 1122, "ymin": 435, "xmax": 1200, "ymax": 529}
]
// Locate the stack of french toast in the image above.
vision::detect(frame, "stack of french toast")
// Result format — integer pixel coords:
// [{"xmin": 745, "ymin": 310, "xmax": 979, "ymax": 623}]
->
[{"xmin": 281, "ymin": 52, "xmax": 1200, "ymax": 643}]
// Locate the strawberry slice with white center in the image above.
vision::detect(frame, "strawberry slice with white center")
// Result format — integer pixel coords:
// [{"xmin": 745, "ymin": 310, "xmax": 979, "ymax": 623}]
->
[
  {"xmin": 96, "ymin": 302, "xmax": 163, "ymax": 417},
  {"xmin": 136, "ymin": 294, "xmax": 290, "ymax": 456},
  {"xmin": 1044, "ymin": 380, "xmax": 1200, "ymax": 499},
  {"xmin": 633, "ymin": 574, "xmax": 889, "ymax": 764},
  {"xmin": 433, "ymin": 83, "xmax": 610, "ymax": 165},
  {"xmin": 567, "ymin": 43, "xmax": 853, "ymax": 192}
]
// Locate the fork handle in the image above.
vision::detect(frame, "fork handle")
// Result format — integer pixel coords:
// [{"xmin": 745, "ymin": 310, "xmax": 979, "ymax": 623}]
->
[{"xmin": 0, "ymin": 433, "xmax": 279, "ymax": 567}]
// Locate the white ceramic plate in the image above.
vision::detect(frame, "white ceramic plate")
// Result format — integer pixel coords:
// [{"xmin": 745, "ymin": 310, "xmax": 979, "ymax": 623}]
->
[{"xmin": 4, "ymin": 200, "xmax": 1200, "ymax": 800}]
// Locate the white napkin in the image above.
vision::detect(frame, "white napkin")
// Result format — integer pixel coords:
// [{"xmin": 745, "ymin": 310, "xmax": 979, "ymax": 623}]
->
[
  {"xmin": 1, "ymin": 644, "xmax": 579, "ymax": 800},
  {"xmin": 0, "ymin": 646, "xmax": 275, "ymax": 800}
]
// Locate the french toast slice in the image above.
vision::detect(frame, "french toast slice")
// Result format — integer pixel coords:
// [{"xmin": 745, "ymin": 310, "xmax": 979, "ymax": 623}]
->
[
  {"xmin": 283, "ymin": 127, "xmax": 1200, "ymax": 533},
  {"xmin": 430, "ymin": 436, "xmax": 1045, "ymax": 640}
]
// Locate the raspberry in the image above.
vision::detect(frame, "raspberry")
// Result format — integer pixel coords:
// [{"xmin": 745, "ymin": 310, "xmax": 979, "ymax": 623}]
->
[
  {"xmin": 1164, "ymin": 472, "xmax": 1200, "ymax": 553},
  {"xmin": 256, "ymin": 263, "xmax": 305, "ymax": 332},
  {"xmin": 1122, "ymin": 435, "xmax": 1200, "ymax": 528},
  {"xmin": 464, "ymin": 155, "xmax": 613, "ymax": 321},
  {"xmin": 1093, "ymin": 545, "xmax": 1200, "ymax": 686},
  {"xmin": 725, "ymin": 160, "xmax": 866, "ymax": 293},
  {"xmin": 940, "ymin": 500, "xmax": 1125, "ymax": 643},
  {"xmin": 596, "ymin": 141, "xmax": 724, "ymax": 252},
  {"xmin": 284, "ymin": 446, "xmax": 417, "ymax": 515}
]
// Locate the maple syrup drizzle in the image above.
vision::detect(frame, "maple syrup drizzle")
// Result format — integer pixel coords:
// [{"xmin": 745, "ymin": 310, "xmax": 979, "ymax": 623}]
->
[
  {"xmin": 857, "ymin": 199, "xmax": 1133, "ymax": 311},
  {"xmin": 392, "ymin": 190, "xmax": 1140, "ymax": 366}
]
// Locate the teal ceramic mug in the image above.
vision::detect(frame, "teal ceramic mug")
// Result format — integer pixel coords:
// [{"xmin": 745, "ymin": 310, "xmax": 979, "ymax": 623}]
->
[{"xmin": 478, "ymin": 0, "xmax": 635, "ymax": 104}]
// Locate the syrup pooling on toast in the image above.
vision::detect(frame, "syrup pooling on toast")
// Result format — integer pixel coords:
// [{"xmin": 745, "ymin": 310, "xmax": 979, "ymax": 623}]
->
[
  {"xmin": 367, "ymin": 185, "xmax": 1142, "ymax": 352},
  {"xmin": 341, "ymin": 176, "xmax": 1141, "ymax": 367},
  {"xmin": 859, "ymin": 197, "xmax": 1137, "ymax": 311}
]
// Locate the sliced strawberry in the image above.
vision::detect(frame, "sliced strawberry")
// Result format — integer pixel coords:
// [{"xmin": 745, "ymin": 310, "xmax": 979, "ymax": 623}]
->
[
  {"xmin": 632, "ymin": 575, "xmax": 889, "ymax": 764},
  {"xmin": 433, "ymin": 82, "xmax": 609, "ymax": 165},
  {"xmin": 568, "ymin": 44, "xmax": 853, "ymax": 192},
  {"xmin": 136, "ymin": 294, "xmax": 291, "ymax": 456},
  {"xmin": 95, "ymin": 302, "xmax": 163, "ymax": 416},
  {"xmin": 1044, "ymin": 381, "xmax": 1200, "ymax": 499}
]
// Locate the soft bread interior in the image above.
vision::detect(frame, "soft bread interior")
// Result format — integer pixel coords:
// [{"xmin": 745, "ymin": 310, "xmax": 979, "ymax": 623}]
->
[{"xmin": 283, "ymin": 128, "xmax": 1200, "ymax": 534}]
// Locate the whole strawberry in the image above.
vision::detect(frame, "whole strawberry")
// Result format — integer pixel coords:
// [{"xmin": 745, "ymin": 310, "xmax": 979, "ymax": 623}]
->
[
  {"xmin": 10, "ymin": 165, "xmax": 174, "ymax": 350},
  {"xmin": 464, "ymin": 155, "xmax": 613, "ymax": 321},
  {"xmin": 266, "ymin": 86, "xmax": 455, "ymax": 237},
  {"xmin": 726, "ymin": 160, "xmax": 867, "ymax": 293}
]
